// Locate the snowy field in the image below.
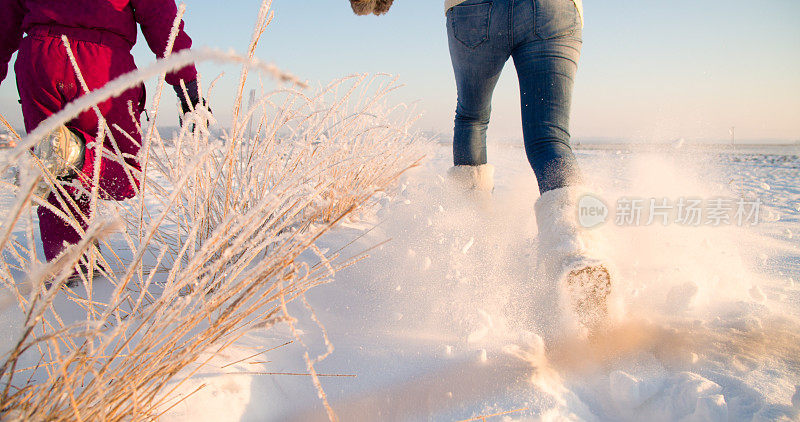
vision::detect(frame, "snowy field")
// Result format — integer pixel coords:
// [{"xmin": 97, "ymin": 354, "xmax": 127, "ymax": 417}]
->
[
  {"xmin": 149, "ymin": 142, "xmax": 799, "ymax": 421},
  {"xmin": 1, "ymin": 1, "xmax": 797, "ymax": 419}
]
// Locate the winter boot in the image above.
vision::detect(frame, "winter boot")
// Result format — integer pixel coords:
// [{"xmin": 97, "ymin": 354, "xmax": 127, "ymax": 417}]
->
[
  {"xmin": 534, "ymin": 187, "xmax": 612, "ymax": 333},
  {"xmin": 64, "ymin": 261, "xmax": 108, "ymax": 288},
  {"xmin": 446, "ymin": 164, "xmax": 495, "ymax": 211},
  {"xmin": 447, "ymin": 164, "xmax": 495, "ymax": 192},
  {"xmin": 28, "ymin": 125, "xmax": 85, "ymax": 197},
  {"xmin": 46, "ymin": 242, "xmax": 107, "ymax": 289}
]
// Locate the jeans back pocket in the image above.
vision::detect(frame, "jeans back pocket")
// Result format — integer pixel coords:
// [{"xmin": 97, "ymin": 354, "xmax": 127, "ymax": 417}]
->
[
  {"xmin": 449, "ymin": 2, "xmax": 492, "ymax": 49},
  {"xmin": 535, "ymin": 0, "xmax": 580, "ymax": 40}
]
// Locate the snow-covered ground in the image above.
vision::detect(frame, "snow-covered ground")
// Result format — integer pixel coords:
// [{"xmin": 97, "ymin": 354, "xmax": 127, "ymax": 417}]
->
[
  {"xmin": 154, "ymin": 142, "xmax": 800, "ymax": 421},
  {"xmin": 1, "ymin": 140, "xmax": 798, "ymax": 421}
]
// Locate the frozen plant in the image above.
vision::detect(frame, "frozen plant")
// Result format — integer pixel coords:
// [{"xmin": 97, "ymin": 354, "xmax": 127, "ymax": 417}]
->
[{"xmin": 0, "ymin": 1, "xmax": 424, "ymax": 420}]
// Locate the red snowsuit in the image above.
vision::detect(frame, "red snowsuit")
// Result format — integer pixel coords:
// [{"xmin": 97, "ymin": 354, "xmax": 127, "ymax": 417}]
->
[{"xmin": 0, "ymin": 0, "xmax": 197, "ymax": 261}]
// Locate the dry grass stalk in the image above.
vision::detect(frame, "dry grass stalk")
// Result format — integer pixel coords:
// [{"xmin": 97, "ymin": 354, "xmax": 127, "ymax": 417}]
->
[
  {"xmin": 0, "ymin": 113, "xmax": 20, "ymax": 148},
  {"xmin": 0, "ymin": 1, "xmax": 424, "ymax": 420}
]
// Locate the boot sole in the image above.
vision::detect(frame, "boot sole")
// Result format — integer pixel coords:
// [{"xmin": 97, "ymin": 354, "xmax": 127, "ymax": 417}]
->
[{"xmin": 566, "ymin": 265, "xmax": 612, "ymax": 333}]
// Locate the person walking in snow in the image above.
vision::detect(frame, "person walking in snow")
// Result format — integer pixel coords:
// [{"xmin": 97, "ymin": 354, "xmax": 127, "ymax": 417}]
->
[
  {"xmin": 443, "ymin": 0, "xmax": 612, "ymax": 331},
  {"xmin": 445, "ymin": 0, "xmax": 612, "ymax": 331},
  {"xmin": 0, "ymin": 0, "xmax": 205, "ymax": 276},
  {"xmin": 352, "ymin": 0, "xmax": 612, "ymax": 331}
]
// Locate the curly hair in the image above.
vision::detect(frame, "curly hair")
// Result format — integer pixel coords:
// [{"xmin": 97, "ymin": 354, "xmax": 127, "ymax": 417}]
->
[{"xmin": 350, "ymin": 0, "xmax": 394, "ymax": 16}]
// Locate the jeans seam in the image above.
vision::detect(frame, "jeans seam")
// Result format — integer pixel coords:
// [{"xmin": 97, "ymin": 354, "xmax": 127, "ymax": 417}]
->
[{"xmin": 509, "ymin": 0, "xmax": 515, "ymax": 51}]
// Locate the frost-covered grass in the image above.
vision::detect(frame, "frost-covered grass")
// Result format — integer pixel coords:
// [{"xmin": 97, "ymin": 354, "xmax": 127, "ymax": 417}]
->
[{"xmin": 0, "ymin": 2, "xmax": 423, "ymax": 420}]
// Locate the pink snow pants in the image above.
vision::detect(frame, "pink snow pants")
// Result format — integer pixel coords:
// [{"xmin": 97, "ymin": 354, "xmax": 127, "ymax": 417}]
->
[{"xmin": 15, "ymin": 25, "xmax": 144, "ymax": 261}]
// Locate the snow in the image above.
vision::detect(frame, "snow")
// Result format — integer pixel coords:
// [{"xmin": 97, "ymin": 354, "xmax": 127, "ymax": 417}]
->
[{"xmin": 3, "ymin": 142, "xmax": 800, "ymax": 421}]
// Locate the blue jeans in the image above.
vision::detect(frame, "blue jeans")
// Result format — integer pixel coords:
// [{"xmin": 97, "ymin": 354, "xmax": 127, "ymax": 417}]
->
[{"xmin": 447, "ymin": 0, "xmax": 583, "ymax": 193}]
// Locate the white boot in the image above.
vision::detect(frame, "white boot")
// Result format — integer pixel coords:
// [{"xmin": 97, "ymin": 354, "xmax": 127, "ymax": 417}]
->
[
  {"xmin": 26, "ymin": 125, "xmax": 85, "ymax": 197},
  {"xmin": 447, "ymin": 164, "xmax": 495, "ymax": 192},
  {"xmin": 534, "ymin": 186, "xmax": 612, "ymax": 333}
]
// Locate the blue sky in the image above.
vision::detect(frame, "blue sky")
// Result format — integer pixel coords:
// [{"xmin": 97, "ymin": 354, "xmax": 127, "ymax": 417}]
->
[{"xmin": 1, "ymin": 0, "xmax": 798, "ymax": 142}]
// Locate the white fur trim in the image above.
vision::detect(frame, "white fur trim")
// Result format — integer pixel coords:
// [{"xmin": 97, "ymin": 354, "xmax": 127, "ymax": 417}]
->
[
  {"xmin": 447, "ymin": 164, "xmax": 495, "ymax": 192},
  {"xmin": 534, "ymin": 186, "xmax": 607, "ymax": 271}
]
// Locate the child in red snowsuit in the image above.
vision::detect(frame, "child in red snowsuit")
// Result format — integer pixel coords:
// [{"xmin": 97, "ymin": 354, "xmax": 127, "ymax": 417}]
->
[{"xmin": 0, "ymin": 0, "xmax": 202, "ymax": 263}]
